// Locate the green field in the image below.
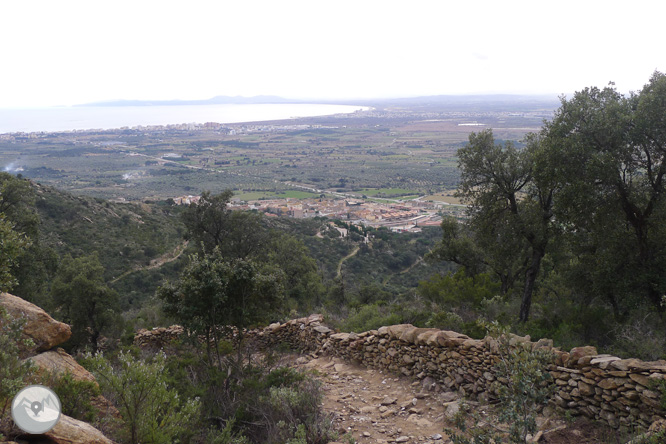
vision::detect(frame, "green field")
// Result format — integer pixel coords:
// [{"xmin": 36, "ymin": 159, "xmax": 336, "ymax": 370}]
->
[
  {"xmin": 235, "ymin": 190, "xmax": 320, "ymax": 201},
  {"xmin": 360, "ymin": 188, "xmax": 416, "ymax": 197}
]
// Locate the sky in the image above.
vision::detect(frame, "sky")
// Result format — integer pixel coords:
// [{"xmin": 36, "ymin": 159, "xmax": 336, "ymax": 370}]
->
[{"xmin": 1, "ymin": 0, "xmax": 664, "ymax": 108}]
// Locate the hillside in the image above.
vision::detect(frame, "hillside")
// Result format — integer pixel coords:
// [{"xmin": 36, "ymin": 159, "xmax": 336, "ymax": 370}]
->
[
  {"xmin": 24, "ymin": 183, "xmax": 446, "ymax": 314},
  {"xmin": 32, "ymin": 183, "xmax": 187, "ymax": 308}
]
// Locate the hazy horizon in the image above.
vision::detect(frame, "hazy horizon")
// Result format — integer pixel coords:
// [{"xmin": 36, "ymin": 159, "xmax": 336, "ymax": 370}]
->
[{"xmin": 1, "ymin": 0, "xmax": 663, "ymax": 108}]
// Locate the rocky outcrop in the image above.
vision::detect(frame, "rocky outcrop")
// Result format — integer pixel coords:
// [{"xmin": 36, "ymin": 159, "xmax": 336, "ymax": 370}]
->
[
  {"xmin": 44, "ymin": 414, "xmax": 115, "ymax": 444},
  {"xmin": 28, "ymin": 347, "xmax": 97, "ymax": 383},
  {"xmin": 0, "ymin": 292, "xmax": 71, "ymax": 352},
  {"xmin": 0, "ymin": 293, "xmax": 116, "ymax": 444}
]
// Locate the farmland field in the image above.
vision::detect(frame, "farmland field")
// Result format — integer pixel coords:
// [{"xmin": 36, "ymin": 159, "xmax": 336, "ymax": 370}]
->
[{"xmin": 0, "ymin": 96, "xmax": 557, "ymax": 202}]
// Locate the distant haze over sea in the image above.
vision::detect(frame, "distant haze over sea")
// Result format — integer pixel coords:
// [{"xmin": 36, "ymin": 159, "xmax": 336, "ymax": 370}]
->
[{"xmin": 0, "ymin": 103, "xmax": 367, "ymax": 134}]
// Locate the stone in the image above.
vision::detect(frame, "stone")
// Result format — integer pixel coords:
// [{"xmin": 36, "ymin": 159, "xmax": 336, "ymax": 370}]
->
[
  {"xmin": 597, "ymin": 379, "xmax": 620, "ymax": 390},
  {"xmin": 28, "ymin": 348, "xmax": 96, "ymax": 383},
  {"xmin": 386, "ymin": 324, "xmax": 414, "ymax": 340},
  {"xmin": 313, "ymin": 325, "xmax": 331, "ymax": 334},
  {"xmin": 568, "ymin": 346, "xmax": 598, "ymax": 364},
  {"xmin": 380, "ymin": 396, "xmax": 397, "ymax": 406},
  {"xmin": 599, "ymin": 410, "xmax": 619, "ymax": 428},
  {"xmin": 395, "ymin": 437, "xmax": 409, "ymax": 443},
  {"xmin": 444, "ymin": 400, "xmax": 460, "ymax": 421},
  {"xmin": 380, "ymin": 408, "xmax": 397, "ymax": 418},
  {"xmin": 415, "ymin": 329, "xmax": 439, "ymax": 345},
  {"xmin": 590, "ymin": 356, "xmax": 621, "ymax": 365},
  {"xmin": 422, "ymin": 376, "xmax": 437, "ymax": 391},
  {"xmin": 440, "ymin": 391, "xmax": 458, "ymax": 403},
  {"xmin": 401, "ymin": 327, "xmax": 438, "ymax": 344},
  {"xmin": 508, "ymin": 333, "xmax": 531, "ymax": 346},
  {"xmin": 578, "ymin": 381, "xmax": 594, "ymax": 397},
  {"xmin": 0, "ymin": 292, "xmax": 71, "ymax": 352},
  {"xmin": 45, "ymin": 414, "xmax": 115, "ymax": 444},
  {"xmin": 629, "ymin": 373, "xmax": 651, "ymax": 388},
  {"xmin": 407, "ymin": 415, "xmax": 433, "ymax": 427},
  {"xmin": 330, "ymin": 332, "xmax": 350, "ymax": 342},
  {"xmin": 534, "ymin": 338, "xmax": 553, "ymax": 349},
  {"xmin": 334, "ymin": 363, "xmax": 352, "ymax": 373}
]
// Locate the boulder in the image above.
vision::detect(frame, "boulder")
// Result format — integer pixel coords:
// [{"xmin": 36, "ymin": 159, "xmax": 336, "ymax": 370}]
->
[
  {"xmin": 567, "ymin": 346, "xmax": 598, "ymax": 365},
  {"xmin": 44, "ymin": 414, "xmax": 116, "ymax": 444},
  {"xmin": 386, "ymin": 324, "xmax": 415, "ymax": 341},
  {"xmin": 0, "ymin": 292, "xmax": 71, "ymax": 352},
  {"xmin": 400, "ymin": 327, "xmax": 436, "ymax": 344},
  {"xmin": 313, "ymin": 325, "xmax": 331, "ymax": 334},
  {"xmin": 28, "ymin": 348, "xmax": 97, "ymax": 383}
]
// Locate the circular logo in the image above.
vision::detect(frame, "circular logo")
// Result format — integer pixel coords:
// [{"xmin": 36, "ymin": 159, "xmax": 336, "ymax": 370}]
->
[{"xmin": 11, "ymin": 385, "xmax": 62, "ymax": 434}]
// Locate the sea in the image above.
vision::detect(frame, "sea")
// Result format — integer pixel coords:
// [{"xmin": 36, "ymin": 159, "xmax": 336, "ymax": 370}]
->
[{"xmin": 0, "ymin": 103, "xmax": 368, "ymax": 134}]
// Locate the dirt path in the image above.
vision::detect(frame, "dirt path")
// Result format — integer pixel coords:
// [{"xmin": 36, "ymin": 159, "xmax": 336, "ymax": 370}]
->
[
  {"xmin": 289, "ymin": 355, "xmax": 619, "ymax": 444},
  {"xmin": 111, "ymin": 241, "xmax": 188, "ymax": 283},
  {"xmin": 294, "ymin": 355, "xmax": 451, "ymax": 444},
  {"xmin": 337, "ymin": 246, "xmax": 360, "ymax": 279}
]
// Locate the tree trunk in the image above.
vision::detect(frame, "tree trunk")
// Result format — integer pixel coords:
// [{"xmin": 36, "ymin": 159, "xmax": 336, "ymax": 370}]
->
[{"xmin": 519, "ymin": 249, "xmax": 543, "ymax": 322}]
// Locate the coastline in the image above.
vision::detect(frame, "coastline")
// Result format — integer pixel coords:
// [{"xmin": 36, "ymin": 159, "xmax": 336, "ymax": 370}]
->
[{"xmin": 0, "ymin": 103, "xmax": 370, "ymax": 135}]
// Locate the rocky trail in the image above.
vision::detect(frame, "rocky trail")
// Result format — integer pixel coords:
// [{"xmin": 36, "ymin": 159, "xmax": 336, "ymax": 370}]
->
[
  {"xmin": 295, "ymin": 355, "xmax": 451, "ymax": 444},
  {"xmin": 291, "ymin": 355, "xmax": 638, "ymax": 444}
]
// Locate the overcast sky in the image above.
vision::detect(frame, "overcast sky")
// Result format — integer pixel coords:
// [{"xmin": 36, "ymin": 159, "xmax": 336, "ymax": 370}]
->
[{"xmin": 1, "ymin": 0, "xmax": 663, "ymax": 108}]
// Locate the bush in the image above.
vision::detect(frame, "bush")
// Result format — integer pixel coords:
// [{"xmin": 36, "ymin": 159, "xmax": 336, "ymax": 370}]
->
[
  {"xmin": 84, "ymin": 350, "xmax": 200, "ymax": 444},
  {"xmin": 0, "ymin": 308, "xmax": 35, "ymax": 431},
  {"xmin": 447, "ymin": 322, "xmax": 555, "ymax": 444},
  {"xmin": 203, "ymin": 365, "xmax": 335, "ymax": 444},
  {"xmin": 48, "ymin": 372, "xmax": 100, "ymax": 423},
  {"xmin": 339, "ymin": 304, "xmax": 402, "ymax": 333}
]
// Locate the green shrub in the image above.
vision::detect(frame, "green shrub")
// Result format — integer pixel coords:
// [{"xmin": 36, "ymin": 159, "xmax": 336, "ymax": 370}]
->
[
  {"xmin": 339, "ymin": 304, "xmax": 402, "ymax": 333},
  {"xmin": 0, "ymin": 308, "xmax": 35, "ymax": 427},
  {"xmin": 48, "ymin": 372, "xmax": 100, "ymax": 423},
  {"xmin": 447, "ymin": 322, "xmax": 555, "ymax": 444},
  {"xmin": 203, "ymin": 365, "xmax": 335, "ymax": 444},
  {"xmin": 84, "ymin": 350, "xmax": 200, "ymax": 444}
]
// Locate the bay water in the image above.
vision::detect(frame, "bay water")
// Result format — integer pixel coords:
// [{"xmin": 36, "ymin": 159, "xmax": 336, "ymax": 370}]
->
[{"xmin": 0, "ymin": 103, "xmax": 367, "ymax": 134}]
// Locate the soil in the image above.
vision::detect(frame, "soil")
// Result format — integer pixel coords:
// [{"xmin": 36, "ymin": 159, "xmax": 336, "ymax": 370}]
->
[{"xmin": 296, "ymin": 355, "xmax": 448, "ymax": 444}]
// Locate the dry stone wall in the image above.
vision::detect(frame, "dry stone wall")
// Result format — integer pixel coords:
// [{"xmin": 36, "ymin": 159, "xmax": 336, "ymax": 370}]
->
[{"xmin": 135, "ymin": 314, "xmax": 666, "ymax": 430}]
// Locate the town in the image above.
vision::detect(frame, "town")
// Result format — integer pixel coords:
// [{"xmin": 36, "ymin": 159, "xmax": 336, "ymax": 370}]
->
[{"xmin": 173, "ymin": 194, "xmax": 458, "ymax": 233}]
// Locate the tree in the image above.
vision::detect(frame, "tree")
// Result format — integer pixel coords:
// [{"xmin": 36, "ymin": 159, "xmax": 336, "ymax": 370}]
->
[
  {"xmin": 51, "ymin": 253, "xmax": 120, "ymax": 352},
  {"xmin": 0, "ymin": 215, "xmax": 29, "ymax": 293},
  {"xmin": 266, "ymin": 233, "xmax": 324, "ymax": 312},
  {"xmin": 0, "ymin": 173, "xmax": 58, "ymax": 305},
  {"xmin": 454, "ymin": 130, "xmax": 557, "ymax": 322},
  {"xmin": 0, "ymin": 172, "xmax": 39, "ymax": 237},
  {"xmin": 540, "ymin": 72, "xmax": 666, "ymax": 315},
  {"xmin": 427, "ymin": 216, "xmax": 526, "ymax": 296},
  {"xmin": 157, "ymin": 249, "xmax": 285, "ymax": 367},
  {"xmin": 182, "ymin": 190, "xmax": 271, "ymax": 259}
]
